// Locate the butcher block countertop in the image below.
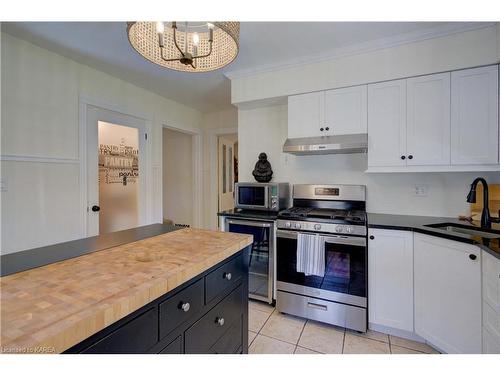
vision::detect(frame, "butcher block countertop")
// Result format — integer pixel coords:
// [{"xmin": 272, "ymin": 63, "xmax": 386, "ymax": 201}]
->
[{"xmin": 0, "ymin": 227, "xmax": 252, "ymax": 354}]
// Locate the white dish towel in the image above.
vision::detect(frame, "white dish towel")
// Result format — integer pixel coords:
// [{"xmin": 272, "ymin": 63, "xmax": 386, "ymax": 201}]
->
[{"xmin": 296, "ymin": 233, "xmax": 326, "ymax": 277}]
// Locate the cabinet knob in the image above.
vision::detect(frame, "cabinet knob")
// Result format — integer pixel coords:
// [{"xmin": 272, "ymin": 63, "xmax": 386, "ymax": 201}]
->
[
  {"xmin": 180, "ymin": 302, "xmax": 190, "ymax": 312},
  {"xmin": 91, "ymin": 205, "xmax": 100, "ymax": 212},
  {"xmin": 325, "ymin": 127, "xmax": 330, "ymax": 131},
  {"xmin": 215, "ymin": 317, "xmax": 225, "ymax": 326},
  {"xmin": 401, "ymin": 155, "xmax": 406, "ymax": 160},
  {"xmin": 369, "ymin": 235, "xmax": 375, "ymax": 240},
  {"xmin": 223, "ymin": 272, "xmax": 232, "ymax": 280},
  {"xmin": 469, "ymin": 254, "xmax": 477, "ymax": 261},
  {"xmin": 408, "ymin": 155, "xmax": 413, "ymax": 160},
  {"xmin": 320, "ymin": 127, "xmax": 324, "ymax": 132}
]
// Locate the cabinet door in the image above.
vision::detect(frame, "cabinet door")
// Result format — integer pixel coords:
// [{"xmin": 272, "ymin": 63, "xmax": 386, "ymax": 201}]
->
[
  {"xmin": 367, "ymin": 79, "xmax": 407, "ymax": 167},
  {"xmin": 324, "ymin": 85, "xmax": 367, "ymax": 135},
  {"xmin": 451, "ymin": 65, "xmax": 499, "ymax": 165},
  {"xmin": 483, "ymin": 250, "xmax": 500, "ymax": 313},
  {"xmin": 287, "ymin": 92, "xmax": 324, "ymax": 139},
  {"xmin": 414, "ymin": 233, "xmax": 481, "ymax": 353},
  {"xmin": 368, "ymin": 229, "xmax": 413, "ymax": 331},
  {"xmin": 406, "ymin": 72, "xmax": 451, "ymax": 166}
]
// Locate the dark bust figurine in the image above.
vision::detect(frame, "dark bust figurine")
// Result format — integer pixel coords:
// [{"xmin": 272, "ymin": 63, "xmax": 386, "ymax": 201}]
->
[{"xmin": 252, "ymin": 152, "xmax": 273, "ymax": 182}]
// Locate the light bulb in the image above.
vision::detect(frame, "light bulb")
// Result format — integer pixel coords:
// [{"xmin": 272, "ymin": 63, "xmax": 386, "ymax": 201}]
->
[
  {"xmin": 156, "ymin": 21, "xmax": 164, "ymax": 34},
  {"xmin": 192, "ymin": 32, "xmax": 200, "ymax": 46}
]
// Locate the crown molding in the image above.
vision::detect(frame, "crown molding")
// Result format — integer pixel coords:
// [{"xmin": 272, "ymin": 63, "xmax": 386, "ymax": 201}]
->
[{"xmin": 225, "ymin": 22, "xmax": 497, "ymax": 80}]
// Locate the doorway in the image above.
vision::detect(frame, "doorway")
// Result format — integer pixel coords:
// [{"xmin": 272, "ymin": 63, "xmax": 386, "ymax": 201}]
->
[
  {"xmin": 218, "ymin": 134, "xmax": 238, "ymax": 214},
  {"xmin": 85, "ymin": 104, "xmax": 148, "ymax": 236},
  {"xmin": 162, "ymin": 127, "xmax": 194, "ymax": 227}
]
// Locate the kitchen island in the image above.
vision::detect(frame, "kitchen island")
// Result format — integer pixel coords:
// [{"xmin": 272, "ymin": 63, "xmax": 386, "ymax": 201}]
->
[{"xmin": 0, "ymin": 225, "xmax": 253, "ymax": 354}]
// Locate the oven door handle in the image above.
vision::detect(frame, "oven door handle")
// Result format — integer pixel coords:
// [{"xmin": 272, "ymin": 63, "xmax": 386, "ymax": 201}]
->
[
  {"xmin": 226, "ymin": 219, "xmax": 273, "ymax": 228},
  {"xmin": 277, "ymin": 229, "xmax": 366, "ymax": 247}
]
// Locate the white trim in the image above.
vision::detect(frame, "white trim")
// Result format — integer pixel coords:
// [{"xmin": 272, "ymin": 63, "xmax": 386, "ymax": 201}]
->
[
  {"xmin": 206, "ymin": 126, "xmax": 238, "ymax": 230},
  {"xmin": 365, "ymin": 165, "xmax": 500, "ymax": 173},
  {"xmin": 0, "ymin": 155, "xmax": 80, "ymax": 164},
  {"xmin": 225, "ymin": 22, "xmax": 497, "ymax": 80},
  {"xmin": 79, "ymin": 94, "xmax": 153, "ymax": 238},
  {"xmin": 161, "ymin": 123, "xmax": 203, "ymax": 229}
]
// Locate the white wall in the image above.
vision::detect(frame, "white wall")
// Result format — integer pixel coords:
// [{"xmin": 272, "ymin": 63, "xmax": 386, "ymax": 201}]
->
[
  {"xmin": 162, "ymin": 128, "xmax": 193, "ymax": 226},
  {"xmin": 238, "ymin": 104, "xmax": 500, "ymax": 217},
  {"xmin": 201, "ymin": 108, "xmax": 238, "ymax": 229},
  {"xmin": 231, "ymin": 24, "xmax": 500, "ymax": 105},
  {"xmin": 1, "ymin": 32, "xmax": 202, "ymax": 254}
]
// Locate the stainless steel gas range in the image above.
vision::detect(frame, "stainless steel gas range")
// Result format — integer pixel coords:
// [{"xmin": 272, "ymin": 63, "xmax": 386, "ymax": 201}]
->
[{"xmin": 276, "ymin": 184, "xmax": 368, "ymax": 332}]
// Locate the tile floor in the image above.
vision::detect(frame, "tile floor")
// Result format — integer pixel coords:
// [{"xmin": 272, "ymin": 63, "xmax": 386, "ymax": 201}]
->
[{"xmin": 248, "ymin": 300, "xmax": 440, "ymax": 354}]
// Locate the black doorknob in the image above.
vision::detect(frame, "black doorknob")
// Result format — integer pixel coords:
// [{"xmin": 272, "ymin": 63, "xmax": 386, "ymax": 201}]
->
[
  {"xmin": 401, "ymin": 155, "xmax": 406, "ymax": 160},
  {"xmin": 91, "ymin": 205, "xmax": 100, "ymax": 212},
  {"xmin": 469, "ymin": 254, "xmax": 477, "ymax": 260},
  {"xmin": 408, "ymin": 155, "xmax": 413, "ymax": 160},
  {"xmin": 369, "ymin": 235, "xmax": 375, "ymax": 240}
]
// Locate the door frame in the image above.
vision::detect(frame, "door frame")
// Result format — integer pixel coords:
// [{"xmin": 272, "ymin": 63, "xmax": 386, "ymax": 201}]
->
[
  {"xmin": 79, "ymin": 95, "xmax": 153, "ymax": 237},
  {"xmin": 207, "ymin": 127, "xmax": 238, "ymax": 230},
  {"xmin": 161, "ymin": 124, "xmax": 202, "ymax": 229}
]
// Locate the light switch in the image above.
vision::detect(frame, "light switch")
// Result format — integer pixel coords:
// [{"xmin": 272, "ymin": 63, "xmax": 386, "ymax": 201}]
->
[{"xmin": 0, "ymin": 177, "xmax": 7, "ymax": 192}]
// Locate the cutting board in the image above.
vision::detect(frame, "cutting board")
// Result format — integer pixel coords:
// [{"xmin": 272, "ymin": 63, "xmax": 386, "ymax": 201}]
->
[{"xmin": 470, "ymin": 184, "xmax": 500, "ymax": 218}]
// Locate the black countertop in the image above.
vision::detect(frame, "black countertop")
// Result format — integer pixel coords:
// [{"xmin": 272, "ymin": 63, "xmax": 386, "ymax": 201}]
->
[
  {"xmin": 368, "ymin": 213, "xmax": 500, "ymax": 259},
  {"xmin": 0, "ymin": 224, "xmax": 180, "ymax": 277},
  {"xmin": 218, "ymin": 208, "xmax": 280, "ymax": 221}
]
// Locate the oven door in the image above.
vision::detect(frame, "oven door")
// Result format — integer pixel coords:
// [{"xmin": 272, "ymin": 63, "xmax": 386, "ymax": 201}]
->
[
  {"xmin": 276, "ymin": 229, "xmax": 366, "ymax": 307},
  {"xmin": 235, "ymin": 185, "xmax": 269, "ymax": 210}
]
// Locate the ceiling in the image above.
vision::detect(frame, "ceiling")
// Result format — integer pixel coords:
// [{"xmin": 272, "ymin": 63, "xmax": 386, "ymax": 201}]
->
[{"xmin": 2, "ymin": 22, "xmax": 490, "ymax": 113}]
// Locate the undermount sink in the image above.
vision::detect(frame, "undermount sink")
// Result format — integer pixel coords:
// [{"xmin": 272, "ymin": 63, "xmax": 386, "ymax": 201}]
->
[{"xmin": 425, "ymin": 223, "xmax": 500, "ymax": 239}]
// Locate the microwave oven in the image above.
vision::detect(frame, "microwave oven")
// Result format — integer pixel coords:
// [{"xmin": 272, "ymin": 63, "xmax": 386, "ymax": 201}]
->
[{"xmin": 234, "ymin": 182, "xmax": 290, "ymax": 211}]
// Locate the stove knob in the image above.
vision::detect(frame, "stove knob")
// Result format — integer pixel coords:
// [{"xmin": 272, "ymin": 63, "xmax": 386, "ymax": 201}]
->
[
  {"xmin": 285, "ymin": 222, "xmax": 291, "ymax": 228},
  {"xmin": 345, "ymin": 227, "xmax": 352, "ymax": 234},
  {"xmin": 314, "ymin": 224, "xmax": 322, "ymax": 230},
  {"xmin": 294, "ymin": 223, "xmax": 301, "ymax": 229},
  {"xmin": 336, "ymin": 225, "xmax": 343, "ymax": 233}
]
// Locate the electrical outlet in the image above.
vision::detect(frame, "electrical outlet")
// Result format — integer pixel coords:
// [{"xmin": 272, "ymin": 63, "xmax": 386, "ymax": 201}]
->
[{"xmin": 414, "ymin": 184, "xmax": 428, "ymax": 197}]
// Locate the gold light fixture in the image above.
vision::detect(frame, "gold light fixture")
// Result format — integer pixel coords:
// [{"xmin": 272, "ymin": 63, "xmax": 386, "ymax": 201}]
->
[{"xmin": 127, "ymin": 21, "xmax": 239, "ymax": 72}]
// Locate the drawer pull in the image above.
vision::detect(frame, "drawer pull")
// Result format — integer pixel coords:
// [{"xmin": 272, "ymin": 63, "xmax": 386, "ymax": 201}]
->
[
  {"xmin": 307, "ymin": 302, "xmax": 328, "ymax": 311},
  {"xmin": 179, "ymin": 302, "xmax": 191, "ymax": 312},
  {"xmin": 223, "ymin": 272, "xmax": 232, "ymax": 281},
  {"xmin": 215, "ymin": 317, "xmax": 225, "ymax": 326}
]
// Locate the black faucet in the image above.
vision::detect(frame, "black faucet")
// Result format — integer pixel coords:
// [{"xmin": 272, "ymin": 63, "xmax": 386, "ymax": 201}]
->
[{"xmin": 466, "ymin": 177, "xmax": 500, "ymax": 229}]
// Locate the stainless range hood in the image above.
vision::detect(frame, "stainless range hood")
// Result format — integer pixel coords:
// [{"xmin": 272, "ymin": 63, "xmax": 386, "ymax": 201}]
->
[{"xmin": 283, "ymin": 133, "xmax": 368, "ymax": 155}]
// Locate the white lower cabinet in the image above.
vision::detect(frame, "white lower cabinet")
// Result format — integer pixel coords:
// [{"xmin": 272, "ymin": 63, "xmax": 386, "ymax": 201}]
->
[
  {"xmin": 414, "ymin": 233, "xmax": 482, "ymax": 353},
  {"xmin": 368, "ymin": 229, "xmax": 414, "ymax": 332},
  {"xmin": 482, "ymin": 250, "xmax": 500, "ymax": 353}
]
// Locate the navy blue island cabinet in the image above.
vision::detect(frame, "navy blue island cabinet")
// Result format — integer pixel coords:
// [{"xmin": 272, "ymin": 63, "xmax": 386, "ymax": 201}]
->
[{"xmin": 65, "ymin": 247, "xmax": 250, "ymax": 354}]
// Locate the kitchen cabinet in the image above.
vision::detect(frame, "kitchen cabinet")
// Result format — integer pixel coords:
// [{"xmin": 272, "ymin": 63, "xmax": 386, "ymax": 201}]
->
[
  {"xmin": 324, "ymin": 85, "xmax": 367, "ymax": 135},
  {"xmin": 451, "ymin": 65, "xmax": 499, "ymax": 165},
  {"xmin": 288, "ymin": 85, "xmax": 367, "ymax": 139},
  {"xmin": 65, "ymin": 250, "xmax": 249, "ymax": 354},
  {"xmin": 367, "ymin": 79, "xmax": 407, "ymax": 167},
  {"xmin": 406, "ymin": 72, "xmax": 451, "ymax": 166},
  {"xmin": 482, "ymin": 250, "xmax": 500, "ymax": 353},
  {"xmin": 414, "ymin": 233, "xmax": 481, "ymax": 353},
  {"xmin": 368, "ymin": 229, "xmax": 414, "ymax": 332}
]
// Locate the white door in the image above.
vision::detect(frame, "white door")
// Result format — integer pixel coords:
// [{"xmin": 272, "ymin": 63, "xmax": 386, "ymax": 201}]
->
[
  {"xmin": 324, "ymin": 85, "xmax": 367, "ymax": 135},
  {"xmin": 86, "ymin": 105, "xmax": 148, "ymax": 236},
  {"xmin": 218, "ymin": 137, "xmax": 235, "ymax": 213},
  {"xmin": 451, "ymin": 65, "xmax": 499, "ymax": 165},
  {"xmin": 288, "ymin": 92, "xmax": 324, "ymax": 139},
  {"xmin": 368, "ymin": 229, "xmax": 414, "ymax": 331},
  {"xmin": 406, "ymin": 72, "xmax": 451, "ymax": 166},
  {"xmin": 414, "ymin": 233, "xmax": 482, "ymax": 353},
  {"xmin": 367, "ymin": 79, "xmax": 407, "ymax": 167}
]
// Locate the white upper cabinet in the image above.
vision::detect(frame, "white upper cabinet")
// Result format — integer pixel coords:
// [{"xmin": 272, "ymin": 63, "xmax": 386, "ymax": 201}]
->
[
  {"xmin": 324, "ymin": 85, "xmax": 367, "ymax": 135},
  {"xmin": 367, "ymin": 79, "xmax": 407, "ymax": 167},
  {"xmin": 368, "ymin": 229, "xmax": 414, "ymax": 332},
  {"xmin": 414, "ymin": 233, "xmax": 482, "ymax": 353},
  {"xmin": 406, "ymin": 72, "xmax": 451, "ymax": 166},
  {"xmin": 451, "ymin": 65, "xmax": 499, "ymax": 165},
  {"xmin": 288, "ymin": 92, "xmax": 324, "ymax": 139},
  {"xmin": 288, "ymin": 85, "xmax": 368, "ymax": 139}
]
